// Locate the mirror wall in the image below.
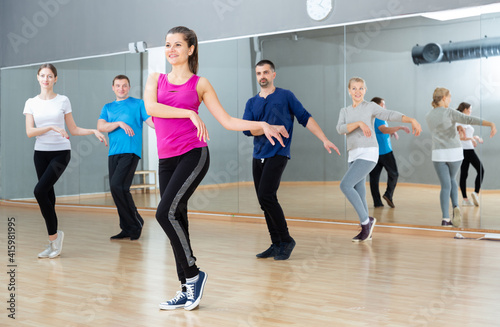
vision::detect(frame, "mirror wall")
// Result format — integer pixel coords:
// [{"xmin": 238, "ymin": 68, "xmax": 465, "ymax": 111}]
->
[
  {"xmin": 2, "ymin": 11, "xmax": 499, "ymax": 229},
  {"xmin": 0, "ymin": 53, "xmax": 148, "ymax": 205}
]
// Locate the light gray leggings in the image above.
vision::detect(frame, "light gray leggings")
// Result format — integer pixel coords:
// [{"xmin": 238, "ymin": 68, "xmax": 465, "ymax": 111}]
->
[
  {"xmin": 433, "ymin": 160, "xmax": 462, "ymax": 219},
  {"xmin": 340, "ymin": 159, "xmax": 377, "ymax": 223}
]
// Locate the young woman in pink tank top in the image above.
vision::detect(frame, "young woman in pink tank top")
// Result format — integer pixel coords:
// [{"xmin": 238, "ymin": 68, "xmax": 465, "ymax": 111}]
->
[{"xmin": 144, "ymin": 26, "xmax": 289, "ymax": 311}]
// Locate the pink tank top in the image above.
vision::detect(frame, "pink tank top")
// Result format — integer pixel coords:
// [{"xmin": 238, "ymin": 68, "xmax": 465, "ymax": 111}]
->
[{"xmin": 153, "ymin": 73, "xmax": 207, "ymax": 159}]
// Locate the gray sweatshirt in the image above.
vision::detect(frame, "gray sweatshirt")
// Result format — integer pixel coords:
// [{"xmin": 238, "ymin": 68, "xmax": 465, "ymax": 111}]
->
[
  {"xmin": 425, "ymin": 107, "xmax": 482, "ymax": 151},
  {"xmin": 336, "ymin": 100, "xmax": 404, "ymax": 151}
]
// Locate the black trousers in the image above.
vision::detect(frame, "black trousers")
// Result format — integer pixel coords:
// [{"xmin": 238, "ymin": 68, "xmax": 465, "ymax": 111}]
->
[
  {"xmin": 460, "ymin": 149, "xmax": 484, "ymax": 198},
  {"xmin": 252, "ymin": 155, "xmax": 292, "ymax": 245},
  {"xmin": 33, "ymin": 150, "xmax": 71, "ymax": 236},
  {"xmin": 109, "ymin": 153, "xmax": 143, "ymax": 236},
  {"xmin": 156, "ymin": 147, "xmax": 209, "ymax": 283},
  {"xmin": 369, "ymin": 151, "xmax": 399, "ymax": 206}
]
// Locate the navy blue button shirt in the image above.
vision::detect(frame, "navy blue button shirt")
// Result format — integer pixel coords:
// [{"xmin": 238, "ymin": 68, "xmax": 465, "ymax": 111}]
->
[{"xmin": 243, "ymin": 88, "xmax": 311, "ymax": 159}]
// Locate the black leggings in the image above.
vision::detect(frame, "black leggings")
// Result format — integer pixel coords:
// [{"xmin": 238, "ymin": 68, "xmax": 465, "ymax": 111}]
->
[
  {"xmin": 156, "ymin": 147, "xmax": 209, "ymax": 283},
  {"xmin": 33, "ymin": 150, "xmax": 71, "ymax": 235},
  {"xmin": 460, "ymin": 149, "xmax": 484, "ymax": 198}
]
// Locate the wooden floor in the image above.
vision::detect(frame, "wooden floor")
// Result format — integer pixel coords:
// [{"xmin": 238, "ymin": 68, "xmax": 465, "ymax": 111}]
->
[
  {"xmin": 38, "ymin": 182, "xmax": 500, "ymax": 231},
  {"xmin": 2, "ymin": 201, "xmax": 500, "ymax": 326}
]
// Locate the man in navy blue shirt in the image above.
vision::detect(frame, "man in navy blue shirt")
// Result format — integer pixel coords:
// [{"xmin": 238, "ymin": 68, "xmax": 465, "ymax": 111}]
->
[{"xmin": 243, "ymin": 60, "xmax": 340, "ymax": 260}]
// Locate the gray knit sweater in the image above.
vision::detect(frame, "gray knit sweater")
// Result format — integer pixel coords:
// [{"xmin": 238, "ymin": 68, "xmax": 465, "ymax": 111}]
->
[
  {"xmin": 425, "ymin": 107, "xmax": 482, "ymax": 151},
  {"xmin": 336, "ymin": 101, "xmax": 404, "ymax": 151}
]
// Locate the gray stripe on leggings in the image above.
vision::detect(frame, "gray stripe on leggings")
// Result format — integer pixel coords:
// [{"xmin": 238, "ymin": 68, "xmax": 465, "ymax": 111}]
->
[{"xmin": 168, "ymin": 147, "xmax": 208, "ymax": 267}]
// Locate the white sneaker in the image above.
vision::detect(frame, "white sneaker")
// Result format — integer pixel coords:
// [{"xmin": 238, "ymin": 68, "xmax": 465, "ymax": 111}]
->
[
  {"xmin": 49, "ymin": 230, "xmax": 64, "ymax": 259},
  {"xmin": 452, "ymin": 207, "xmax": 461, "ymax": 227},
  {"xmin": 471, "ymin": 192, "xmax": 479, "ymax": 206},
  {"xmin": 159, "ymin": 290, "xmax": 188, "ymax": 310},
  {"xmin": 462, "ymin": 199, "xmax": 474, "ymax": 206},
  {"xmin": 38, "ymin": 243, "xmax": 53, "ymax": 258}
]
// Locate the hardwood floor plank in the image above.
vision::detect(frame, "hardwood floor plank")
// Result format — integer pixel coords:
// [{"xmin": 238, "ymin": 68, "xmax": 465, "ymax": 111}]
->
[{"xmin": 1, "ymin": 202, "xmax": 500, "ymax": 326}]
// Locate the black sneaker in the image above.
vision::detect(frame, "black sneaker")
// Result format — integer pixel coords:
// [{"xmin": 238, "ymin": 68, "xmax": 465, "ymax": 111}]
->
[
  {"xmin": 274, "ymin": 238, "xmax": 296, "ymax": 260},
  {"xmin": 256, "ymin": 244, "xmax": 279, "ymax": 258},
  {"xmin": 383, "ymin": 195, "xmax": 395, "ymax": 208},
  {"xmin": 110, "ymin": 231, "xmax": 130, "ymax": 239},
  {"xmin": 354, "ymin": 217, "xmax": 376, "ymax": 242},
  {"xmin": 352, "ymin": 228, "xmax": 363, "ymax": 242},
  {"xmin": 441, "ymin": 220, "xmax": 453, "ymax": 227},
  {"xmin": 138, "ymin": 215, "xmax": 145, "ymax": 226},
  {"xmin": 130, "ymin": 228, "xmax": 142, "ymax": 241}
]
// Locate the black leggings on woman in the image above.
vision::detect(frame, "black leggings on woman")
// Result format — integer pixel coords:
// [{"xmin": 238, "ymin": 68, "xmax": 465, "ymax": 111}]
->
[
  {"xmin": 33, "ymin": 150, "xmax": 71, "ymax": 235},
  {"xmin": 460, "ymin": 149, "xmax": 484, "ymax": 198},
  {"xmin": 156, "ymin": 147, "xmax": 209, "ymax": 284}
]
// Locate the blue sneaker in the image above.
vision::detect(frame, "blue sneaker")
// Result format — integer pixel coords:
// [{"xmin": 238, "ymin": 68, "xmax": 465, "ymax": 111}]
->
[
  {"xmin": 159, "ymin": 290, "xmax": 187, "ymax": 310},
  {"xmin": 184, "ymin": 271, "xmax": 208, "ymax": 311}
]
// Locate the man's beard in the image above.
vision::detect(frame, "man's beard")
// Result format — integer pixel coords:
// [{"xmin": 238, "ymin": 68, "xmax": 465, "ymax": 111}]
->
[{"xmin": 259, "ymin": 79, "xmax": 269, "ymax": 87}]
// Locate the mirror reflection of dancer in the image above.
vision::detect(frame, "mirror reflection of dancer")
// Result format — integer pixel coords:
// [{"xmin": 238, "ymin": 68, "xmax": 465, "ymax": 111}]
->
[
  {"xmin": 97, "ymin": 75, "xmax": 155, "ymax": 240},
  {"xmin": 24, "ymin": 63, "xmax": 107, "ymax": 259},
  {"xmin": 369, "ymin": 97, "xmax": 410, "ymax": 208},
  {"xmin": 144, "ymin": 26, "xmax": 288, "ymax": 311},
  {"xmin": 456, "ymin": 102, "xmax": 484, "ymax": 207},
  {"xmin": 425, "ymin": 89, "xmax": 496, "ymax": 227},
  {"xmin": 336, "ymin": 77, "xmax": 421, "ymax": 242}
]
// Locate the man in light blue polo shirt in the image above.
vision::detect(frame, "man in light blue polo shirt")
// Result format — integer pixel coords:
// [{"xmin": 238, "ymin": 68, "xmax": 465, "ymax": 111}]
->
[
  {"xmin": 369, "ymin": 97, "xmax": 410, "ymax": 208},
  {"xmin": 98, "ymin": 75, "xmax": 154, "ymax": 240}
]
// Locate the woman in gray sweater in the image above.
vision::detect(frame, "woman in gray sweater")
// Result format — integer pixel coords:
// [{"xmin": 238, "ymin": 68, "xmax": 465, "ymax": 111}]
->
[
  {"xmin": 425, "ymin": 88, "xmax": 496, "ymax": 227},
  {"xmin": 337, "ymin": 77, "xmax": 421, "ymax": 242}
]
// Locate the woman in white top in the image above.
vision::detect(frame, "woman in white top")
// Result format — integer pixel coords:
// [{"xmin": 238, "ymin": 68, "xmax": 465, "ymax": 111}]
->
[
  {"xmin": 425, "ymin": 88, "xmax": 496, "ymax": 227},
  {"xmin": 24, "ymin": 63, "xmax": 107, "ymax": 259},
  {"xmin": 456, "ymin": 102, "xmax": 485, "ymax": 207}
]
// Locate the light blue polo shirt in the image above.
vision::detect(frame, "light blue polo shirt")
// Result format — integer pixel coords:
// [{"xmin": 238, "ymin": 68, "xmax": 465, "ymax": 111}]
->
[
  {"xmin": 99, "ymin": 97, "xmax": 150, "ymax": 158},
  {"xmin": 374, "ymin": 118, "xmax": 392, "ymax": 155}
]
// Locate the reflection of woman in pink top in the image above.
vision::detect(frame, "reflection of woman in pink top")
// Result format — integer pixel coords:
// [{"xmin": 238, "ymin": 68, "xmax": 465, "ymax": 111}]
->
[{"xmin": 144, "ymin": 26, "xmax": 288, "ymax": 311}]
